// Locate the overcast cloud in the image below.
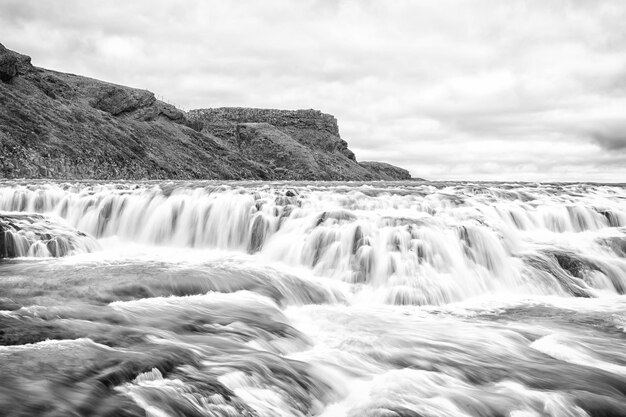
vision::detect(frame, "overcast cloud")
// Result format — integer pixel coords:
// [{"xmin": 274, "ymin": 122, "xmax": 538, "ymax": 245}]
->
[{"xmin": 1, "ymin": 0, "xmax": 625, "ymax": 181}]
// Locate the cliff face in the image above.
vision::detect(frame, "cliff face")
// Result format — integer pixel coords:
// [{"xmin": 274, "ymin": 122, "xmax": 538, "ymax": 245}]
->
[
  {"xmin": 0, "ymin": 43, "xmax": 412, "ymax": 181},
  {"xmin": 188, "ymin": 107, "xmax": 355, "ymax": 159},
  {"xmin": 187, "ymin": 107, "xmax": 383, "ymax": 180}
]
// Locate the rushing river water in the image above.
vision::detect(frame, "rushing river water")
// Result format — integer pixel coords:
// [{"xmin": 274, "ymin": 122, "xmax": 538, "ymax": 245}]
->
[{"xmin": 1, "ymin": 180, "xmax": 626, "ymax": 417}]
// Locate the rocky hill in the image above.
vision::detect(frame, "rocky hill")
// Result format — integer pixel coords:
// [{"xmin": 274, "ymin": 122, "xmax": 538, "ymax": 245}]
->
[
  {"xmin": 358, "ymin": 161, "xmax": 411, "ymax": 181},
  {"xmin": 187, "ymin": 108, "xmax": 409, "ymax": 180},
  {"xmin": 0, "ymin": 43, "xmax": 412, "ymax": 181}
]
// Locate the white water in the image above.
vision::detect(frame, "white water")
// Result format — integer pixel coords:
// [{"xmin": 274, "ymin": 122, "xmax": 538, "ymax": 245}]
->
[
  {"xmin": 1, "ymin": 180, "xmax": 625, "ymax": 416},
  {"xmin": 2, "ymin": 181, "xmax": 625, "ymax": 304}
]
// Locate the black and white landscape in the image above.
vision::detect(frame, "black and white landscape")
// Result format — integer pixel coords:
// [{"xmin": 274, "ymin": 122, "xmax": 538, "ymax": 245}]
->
[{"xmin": 1, "ymin": 2, "xmax": 626, "ymax": 417}]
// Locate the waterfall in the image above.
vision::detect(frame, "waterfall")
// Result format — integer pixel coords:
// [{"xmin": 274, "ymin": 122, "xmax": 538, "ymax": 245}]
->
[
  {"xmin": 1, "ymin": 181, "xmax": 625, "ymax": 305},
  {"xmin": 0, "ymin": 212, "xmax": 100, "ymax": 258}
]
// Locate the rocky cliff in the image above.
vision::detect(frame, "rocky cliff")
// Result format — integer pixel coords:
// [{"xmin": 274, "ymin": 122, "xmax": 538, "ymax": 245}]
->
[
  {"xmin": 188, "ymin": 107, "xmax": 354, "ymax": 157},
  {"xmin": 0, "ymin": 43, "xmax": 412, "ymax": 181},
  {"xmin": 187, "ymin": 108, "xmax": 389, "ymax": 180}
]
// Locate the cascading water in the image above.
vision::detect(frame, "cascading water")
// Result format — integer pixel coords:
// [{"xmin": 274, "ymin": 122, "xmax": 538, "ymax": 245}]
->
[
  {"xmin": 0, "ymin": 212, "xmax": 100, "ymax": 258},
  {"xmin": 1, "ymin": 180, "xmax": 625, "ymax": 416}
]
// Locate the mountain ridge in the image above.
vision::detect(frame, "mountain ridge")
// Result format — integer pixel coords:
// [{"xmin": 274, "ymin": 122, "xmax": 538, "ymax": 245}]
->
[{"xmin": 0, "ymin": 43, "xmax": 413, "ymax": 181}]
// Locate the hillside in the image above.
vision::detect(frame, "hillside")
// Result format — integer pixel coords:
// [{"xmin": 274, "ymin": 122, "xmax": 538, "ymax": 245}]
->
[{"xmin": 0, "ymin": 43, "xmax": 411, "ymax": 181}]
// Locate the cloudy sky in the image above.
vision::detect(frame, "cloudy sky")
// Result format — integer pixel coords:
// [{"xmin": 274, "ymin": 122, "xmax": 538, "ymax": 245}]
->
[{"xmin": 1, "ymin": 0, "xmax": 625, "ymax": 181}]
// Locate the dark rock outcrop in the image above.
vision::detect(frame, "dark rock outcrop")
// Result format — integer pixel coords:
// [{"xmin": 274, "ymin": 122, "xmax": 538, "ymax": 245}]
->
[
  {"xmin": 0, "ymin": 43, "xmax": 31, "ymax": 83},
  {"xmin": 0, "ymin": 43, "xmax": 412, "ymax": 180},
  {"xmin": 89, "ymin": 85, "xmax": 156, "ymax": 116}
]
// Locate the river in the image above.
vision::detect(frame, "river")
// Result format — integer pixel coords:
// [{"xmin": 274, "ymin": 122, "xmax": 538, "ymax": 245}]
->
[{"xmin": 1, "ymin": 180, "xmax": 625, "ymax": 417}]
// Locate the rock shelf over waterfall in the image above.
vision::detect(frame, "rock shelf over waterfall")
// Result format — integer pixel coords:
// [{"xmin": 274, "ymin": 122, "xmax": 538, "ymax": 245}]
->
[
  {"xmin": 0, "ymin": 43, "xmax": 411, "ymax": 181},
  {"xmin": 0, "ymin": 212, "xmax": 99, "ymax": 258}
]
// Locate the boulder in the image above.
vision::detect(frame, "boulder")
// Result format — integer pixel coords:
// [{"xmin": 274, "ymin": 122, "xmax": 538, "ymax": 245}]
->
[{"xmin": 89, "ymin": 85, "xmax": 156, "ymax": 115}]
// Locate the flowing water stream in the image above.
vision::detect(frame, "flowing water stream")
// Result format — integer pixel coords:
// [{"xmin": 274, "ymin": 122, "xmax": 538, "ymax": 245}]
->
[{"xmin": 1, "ymin": 180, "xmax": 625, "ymax": 417}]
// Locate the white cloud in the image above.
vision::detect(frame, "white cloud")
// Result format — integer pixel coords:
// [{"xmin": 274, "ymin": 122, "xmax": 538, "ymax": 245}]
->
[{"xmin": 1, "ymin": 0, "xmax": 625, "ymax": 181}]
